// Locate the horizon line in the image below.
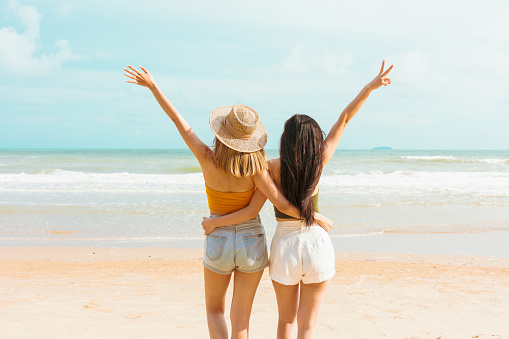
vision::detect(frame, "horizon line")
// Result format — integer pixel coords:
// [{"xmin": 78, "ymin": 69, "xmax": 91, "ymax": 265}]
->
[{"xmin": 1, "ymin": 147, "xmax": 508, "ymax": 151}]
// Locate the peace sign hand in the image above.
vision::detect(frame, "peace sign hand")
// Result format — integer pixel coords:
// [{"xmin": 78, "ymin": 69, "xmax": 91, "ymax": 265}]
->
[
  {"xmin": 124, "ymin": 65, "xmax": 156, "ymax": 89},
  {"xmin": 366, "ymin": 60, "xmax": 393, "ymax": 91}
]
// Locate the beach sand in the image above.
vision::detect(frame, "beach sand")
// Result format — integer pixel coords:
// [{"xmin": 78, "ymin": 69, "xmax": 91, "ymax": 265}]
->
[{"xmin": 1, "ymin": 247, "xmax": 508, "ymax": 339}]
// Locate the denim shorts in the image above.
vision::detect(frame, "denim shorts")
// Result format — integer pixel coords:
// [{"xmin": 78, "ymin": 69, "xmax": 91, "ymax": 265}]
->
[{"xmin": 203, "ymin": 215, "xmax": 269, "ymax": 275}]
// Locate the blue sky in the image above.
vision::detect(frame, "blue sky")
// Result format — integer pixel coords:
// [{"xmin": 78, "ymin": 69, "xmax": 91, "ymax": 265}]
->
[{"xmin": 1, "ymin": 0, "xmax": 508, "ymax": 149}]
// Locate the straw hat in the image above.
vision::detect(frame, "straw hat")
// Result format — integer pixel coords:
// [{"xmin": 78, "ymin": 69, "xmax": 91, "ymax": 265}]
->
[{"xmin": 209, "ymin": 104, "xmax": 267, "ymax": 153}]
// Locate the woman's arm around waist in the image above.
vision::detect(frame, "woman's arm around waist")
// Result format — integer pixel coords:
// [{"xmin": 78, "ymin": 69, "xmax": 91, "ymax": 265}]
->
[{"xmin": 202, "ymin": 189, "xmax": 267, "ymax": 234}]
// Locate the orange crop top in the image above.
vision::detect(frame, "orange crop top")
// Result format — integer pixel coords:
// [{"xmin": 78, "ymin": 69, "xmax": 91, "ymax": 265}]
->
[{"xmin": 205, "ymin": 185, "xmax": 255, "ymax": 214}]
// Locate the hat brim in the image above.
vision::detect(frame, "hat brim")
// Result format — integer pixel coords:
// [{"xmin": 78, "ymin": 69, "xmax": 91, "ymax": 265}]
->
[{"xmin": 209, "ymin": 105, "xmax": 267, "ymax": 153}]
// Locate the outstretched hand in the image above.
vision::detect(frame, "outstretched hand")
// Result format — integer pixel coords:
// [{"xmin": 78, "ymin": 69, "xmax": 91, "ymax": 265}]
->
[
  {"xmin": 366, "ymin": 60, "xmax": 393, "ymax": 91},
  {"xmin": 124, "ymin": 65, "xmax": 156, "ymax": 89},
  {"xmin": 314, "ymin": 212, "xmax": 333, "ymax": 232}
]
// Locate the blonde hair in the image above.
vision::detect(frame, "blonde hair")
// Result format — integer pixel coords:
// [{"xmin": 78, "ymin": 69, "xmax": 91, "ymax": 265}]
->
[{"xmin": 213, "ymin": 138, "xmax": 268, "ymax": 177}]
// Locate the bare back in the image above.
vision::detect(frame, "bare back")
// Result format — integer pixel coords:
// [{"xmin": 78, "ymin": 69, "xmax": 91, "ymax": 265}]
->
[{"xmin": 200, "ymin": 149, "xmax": 256, "ymax": 193}]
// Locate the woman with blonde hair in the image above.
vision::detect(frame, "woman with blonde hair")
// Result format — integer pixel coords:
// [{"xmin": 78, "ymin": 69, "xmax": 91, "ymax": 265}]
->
[
  {"xmin": 123, "ymin": 65, "xmax": 331, "ymax": 339},
  {"xmin": 203, "ymin": 61, "xmax": 393, "ymax": 338}
]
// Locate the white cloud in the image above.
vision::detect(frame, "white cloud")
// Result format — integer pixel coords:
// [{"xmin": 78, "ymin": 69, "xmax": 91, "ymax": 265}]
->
[
  {"xmin": 467, "ymin": 21, "xmax": 509, "ymax": 75},
  {"xmin": 274, "ymin": 42, "xmax": 354, "ymax": 76},
  {"xmin": 0, "ymin": 0, "xmax": 86, "ymax": 77},
  {"xmin": 383, "ymin": 50, "xmax": 449, "ymax": 95},
  {"xmin": 385, "ymin": 51, "xmax": 429, "ymax": 84},
  {"xmin": 56, "ymin": 2, "xmax": 72, "ymax": 16}
]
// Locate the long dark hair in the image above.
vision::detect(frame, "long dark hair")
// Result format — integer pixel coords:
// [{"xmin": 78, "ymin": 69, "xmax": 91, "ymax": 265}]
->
[{"xmin": 280, "ymin": 114, "xmax": 325, "ymax": 225}]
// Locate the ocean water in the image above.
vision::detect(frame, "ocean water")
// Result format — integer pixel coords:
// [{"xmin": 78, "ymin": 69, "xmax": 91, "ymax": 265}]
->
[{"xmin": 1, "ymin": 149, "xmax": 508, "ymax": 256}]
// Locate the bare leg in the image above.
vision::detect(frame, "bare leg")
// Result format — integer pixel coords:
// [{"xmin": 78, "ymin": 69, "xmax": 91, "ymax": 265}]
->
[
  {"xmin": 204, "ymin": 267, "xmax": 232, "ymax": 339},
  {"xmin": 229, "ymin": 269, "xmax": 264, "ymax": 339},
  {"xmin": 272, "ymin": 280, "xmax": 300, "ymax": 339},
  {"xmin": 296, "ymin": 280, "xmax": 330, "ymax": 339}
]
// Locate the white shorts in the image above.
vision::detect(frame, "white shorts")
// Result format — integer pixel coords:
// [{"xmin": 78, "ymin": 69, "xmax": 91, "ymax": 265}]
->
[{"xmin": 269, "ymin": 219, "xmax": 336, "ymax": 285}]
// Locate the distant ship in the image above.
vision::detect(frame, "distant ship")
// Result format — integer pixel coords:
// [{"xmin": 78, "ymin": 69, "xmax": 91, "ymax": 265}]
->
[{"xmin": 371, "ymin": 146, "xmax": 392, "ymax": 150}]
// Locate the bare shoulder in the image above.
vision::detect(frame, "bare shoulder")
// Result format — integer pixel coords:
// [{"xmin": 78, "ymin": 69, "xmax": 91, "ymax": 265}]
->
[
  {"xmin": 267, "ymin": 158, "xmax": 281, "ymax": 183},
  {"xmin": 268, "ymin": 158, "xmax": 281, "ymax": 171}
]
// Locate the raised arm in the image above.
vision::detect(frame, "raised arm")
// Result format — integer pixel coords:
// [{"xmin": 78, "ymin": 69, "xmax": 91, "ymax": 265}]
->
[
  {"xmin": 323, "ymin": 60, "xmax": 393, "ymax": 165},
  {"xmin": 124, "ymin": 65, "xmax": 210, "ymax": 163}
]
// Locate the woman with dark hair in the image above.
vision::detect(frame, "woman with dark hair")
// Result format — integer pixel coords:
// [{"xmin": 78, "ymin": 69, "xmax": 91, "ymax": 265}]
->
[{"xmin": 203, "ymin": 60, "xmax": 393, "ymax": 338}]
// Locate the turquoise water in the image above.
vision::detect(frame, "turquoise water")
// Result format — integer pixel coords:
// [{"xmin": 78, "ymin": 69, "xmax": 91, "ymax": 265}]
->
[{"xmin": 1, "ymin": 149, "xmax": 508, "ymax": 255}]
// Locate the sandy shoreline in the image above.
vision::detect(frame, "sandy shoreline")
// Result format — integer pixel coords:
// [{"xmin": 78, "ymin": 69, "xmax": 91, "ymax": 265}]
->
[{"xmin": 1, "ymin": 247, "xmax": 508, "ymax": 338}]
